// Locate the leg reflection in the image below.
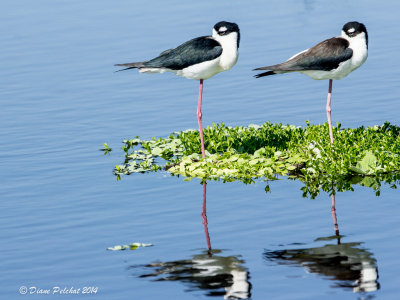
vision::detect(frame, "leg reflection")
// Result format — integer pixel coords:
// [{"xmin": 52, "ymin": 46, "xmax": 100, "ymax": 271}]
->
[
  {"xmin": 201, "ymin": 182, "xmax": 212, "ymax": 253},
  {"xmin": 330, "ymin": 190, "xmax": 341, "ymax": 244}
]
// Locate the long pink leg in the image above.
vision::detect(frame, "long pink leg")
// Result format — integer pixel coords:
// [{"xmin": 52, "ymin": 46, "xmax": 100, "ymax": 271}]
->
[
  {"xmin": 201, "ymin": 182, "xmax": 212, "ymax": 251},
  {"xmin": 197, "ymin": 79, "xmax": 206, "ymax": 158},
  {"xmin": 326, "ymin": 79, "xmax": 334, "ymax": 144}
]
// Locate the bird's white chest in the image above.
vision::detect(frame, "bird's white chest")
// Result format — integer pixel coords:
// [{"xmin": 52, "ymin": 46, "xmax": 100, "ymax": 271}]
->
[
  {"xmin": 216, "ymin": 32, "xmax": 239, "ymax": 71},
  {"xmin": 347, "ymin": 35, "xmax": 368, "ymax": 69},
  {"xmin": 332, "ymin": 37, "xmax": 368, "ymax": 79}
]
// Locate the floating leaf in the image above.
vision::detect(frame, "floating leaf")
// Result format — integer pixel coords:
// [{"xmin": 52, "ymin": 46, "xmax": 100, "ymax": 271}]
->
[
  {"xmin": 100, "ymin": 143, "xmax": 112, "ymax": 155},
  {"xmin": 107, "ymin": 242, "xmax": 153, "ymax": 251}
]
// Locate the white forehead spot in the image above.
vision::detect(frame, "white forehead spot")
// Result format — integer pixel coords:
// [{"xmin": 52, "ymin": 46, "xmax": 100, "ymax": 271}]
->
[
  {"xmin": 219, "ymin": 26, "xmax": 227, "ymax": 32},
  {"xmin": 348, "ymin": 28, "xmax": 355, "ymax": 33}
]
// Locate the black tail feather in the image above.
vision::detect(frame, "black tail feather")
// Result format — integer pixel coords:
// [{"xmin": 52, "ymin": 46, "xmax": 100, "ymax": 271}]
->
[
  {"xmin": 254, "ymin": 71, "xmax": 276, "ymax": 78},
  {"xmin": 114, "ymin": 66, "xmax": 136, "ymax": 72},
  {"xmin": 114, "ymin": 62, "xmax": 145, "ymax": 72}
]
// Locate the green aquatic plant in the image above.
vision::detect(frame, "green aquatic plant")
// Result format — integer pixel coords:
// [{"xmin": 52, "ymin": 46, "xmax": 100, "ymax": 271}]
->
[
  {"xmin": 112, "ymin": 122, "xmax": 400, "ymax": 198},
  {"xmin": 100, "ymin": 143, "xmax": 112, "ymax": 155}
]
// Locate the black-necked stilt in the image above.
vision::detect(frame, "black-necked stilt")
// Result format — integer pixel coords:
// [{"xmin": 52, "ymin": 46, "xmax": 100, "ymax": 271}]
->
[
  {"xmin": 254, "ymin": 21, "xmax": 368, "ymax": 143},
  {"xmin": 116, "ymin": 21, "xmax": 240, "ymax": 157}
]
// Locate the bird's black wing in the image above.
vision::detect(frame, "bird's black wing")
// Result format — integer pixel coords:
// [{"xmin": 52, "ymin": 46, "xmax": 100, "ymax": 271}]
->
[
  {"xmin": 254, "ymin": 37, "xmax": 353, "ymax": 77},
  {"xmin": 144, "ymin": 36, "xmax": 223, "ymax": 70}
]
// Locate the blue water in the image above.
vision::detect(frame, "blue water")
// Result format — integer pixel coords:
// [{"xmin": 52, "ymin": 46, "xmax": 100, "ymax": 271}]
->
[{"xmin": 1, "ymin": 0, "xmax": 399, "ymax": 299}]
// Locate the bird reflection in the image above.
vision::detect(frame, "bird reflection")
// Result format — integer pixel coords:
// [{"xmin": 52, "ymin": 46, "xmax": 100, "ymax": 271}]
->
[
  {"xmin": 129, "ymin": 182, "xmax": 251, "ymax": 299},
  {"xmin": 264, "ymin": 191, "xmax": 379, "ymax": 293}
]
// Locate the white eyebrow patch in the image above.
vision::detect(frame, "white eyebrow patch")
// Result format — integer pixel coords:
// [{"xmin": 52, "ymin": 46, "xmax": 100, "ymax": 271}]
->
[
  {"xmin": 348, "ymin": 28, "xmax": 356, "ymax": 33},
  {"xmin": 218, "ymin": 26, "xmax": 227, "ymax": 32}
]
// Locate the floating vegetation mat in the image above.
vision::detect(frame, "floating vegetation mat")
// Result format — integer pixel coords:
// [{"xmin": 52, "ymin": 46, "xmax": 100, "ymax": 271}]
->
[{"xmin": 112, "ymin": 122, "xmax": 400, "ymax": 198}]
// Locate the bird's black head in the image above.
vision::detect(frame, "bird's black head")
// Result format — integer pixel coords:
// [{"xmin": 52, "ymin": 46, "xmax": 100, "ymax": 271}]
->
[
  {"xmin": 213, "ymin": 21, "xmax": 240, "ymax": 48},
  {"xmin": 342, "ymin": 21, "xmax": 368, "ymax": 46}
]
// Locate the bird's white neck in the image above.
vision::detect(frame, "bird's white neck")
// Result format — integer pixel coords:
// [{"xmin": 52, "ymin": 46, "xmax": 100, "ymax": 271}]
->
[
  {"xmin": 212, "ymin": 29, "xmax": 239, "ymax": 71},
  {"xmin": 341, "ymin": 31, "xmax": 368, "ymax": 68}
]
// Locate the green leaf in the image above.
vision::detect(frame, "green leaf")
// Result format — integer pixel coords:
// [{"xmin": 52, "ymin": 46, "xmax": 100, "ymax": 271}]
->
[
  {"xmin": 151, "ymin": 147, "xmax": 163, "ymax": 156},
  {"xmin": 349, "ymin": 166, "xmax": 366, "ymax": 175},
  {"xmin": 353, "ymin": 151, "xmax": 377, "ymax": 174}
]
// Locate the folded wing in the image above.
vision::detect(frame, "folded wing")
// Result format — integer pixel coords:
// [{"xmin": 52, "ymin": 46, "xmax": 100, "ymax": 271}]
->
[
  {"xmin": 254, "ymin": 37, "xmax": 353, "ymax": 78},
  {"xmin": 115, "ymin": 36, "xmax": 223, "ymax": 72}
]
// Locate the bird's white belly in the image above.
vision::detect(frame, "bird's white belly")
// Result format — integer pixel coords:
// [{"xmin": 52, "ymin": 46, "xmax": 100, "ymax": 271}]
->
[
  {"xmin": 175, "ymin": 58, "xmax": 223, "ymax": 80},
  {"xmin": 300, "ymin": 68, "xmax": 348, "ymax": 80},
  {"xmin": 300, "ymin": 58, "xmax": 362, "ymax": 80}
]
